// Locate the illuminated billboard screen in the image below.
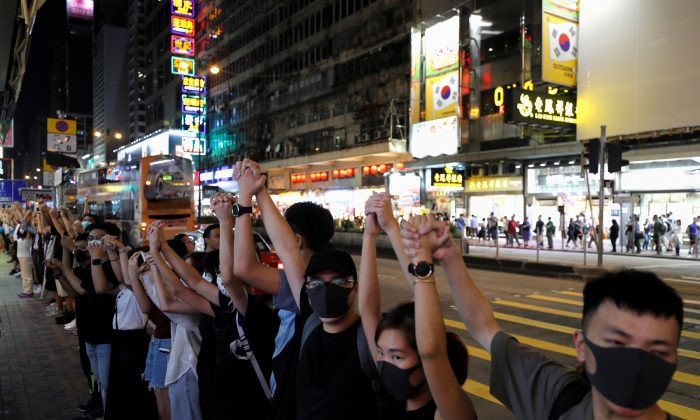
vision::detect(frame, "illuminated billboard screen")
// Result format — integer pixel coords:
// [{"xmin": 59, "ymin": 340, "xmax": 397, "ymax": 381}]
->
[
  {"xmin": 171, "ymin": 56, "xmax": 196, "ymax": 76},
  {"xmin": 409, "ymin": 116, "xmax": 459, "ymax": 158},
  {"xmin": 171, "ymin": 0, "xmax": 195, "ymax": 17},
  {"xmin": 171, "ymin": 16, "xmax": 195, "ymax": 36},
  {"xmin": 171, "ymin": 36, "xmax": 196, "ymax": 56},
  {"xmin": 423, "ymin": 16, "xmax": 459, "ymax": 77},
  {"xmin": 68, "ymin": 0, "xmax": 94, "ymax": 20},
  {"xmin": 181, "ymin": 95, "xmax": 205, "ymax": 114},
  {"xmin": 182, "ymin": 76, "xmax": 206, "ymax": 94}
]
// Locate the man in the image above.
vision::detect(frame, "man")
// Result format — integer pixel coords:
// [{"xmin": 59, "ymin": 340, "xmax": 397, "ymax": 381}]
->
[
  {"xmin": 535, "ymin": 215, "xmax": 545, "ymax": 248},
  {"xmin": 508, "ymin": 215, "xmax": 521, "ymax": 247},
  {"xmin": 653, "ymin": 215, "xmax": 666, "ymax": 256},
  {"xmin": 402, "ymin": 218, "xmax": 682, "ymax": 420},
  {"xmin": 687, "ymin": 217, "xmax": 698, "ymax": 255},
  {"xmin": 455, "ymin": 214, "xmax": 467, "ymax": 238},
  {"xmin": 545, "ymin": 217, "xmax": 555, "ymax": 249},
  {"xmin": 487, "ymin": 212, "xmax": 499, "ymax": 246},
  {"xmin": 470, "ymin": 215, "xmax": 478, "ymax": 239},
  {"xmin": 203, "ymin": 223, "xmax": 220, "ymax": 252}
]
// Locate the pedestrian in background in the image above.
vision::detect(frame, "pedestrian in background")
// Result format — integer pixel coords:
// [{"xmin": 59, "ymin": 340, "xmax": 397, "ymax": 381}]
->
[
  {"xmin": 545, "ymin": 217, "xmax": 555, "ymax": 249},
  {"xmin": 521, "ymin": 217, "xmax": 531, "ymax": 247},
  {"xmin": 687, "ymin": 217, "xmax": 698, "ymax": 255},
  {"xmin": 609, "ymin": 219, "xmax": 619, "ymax": 252}
]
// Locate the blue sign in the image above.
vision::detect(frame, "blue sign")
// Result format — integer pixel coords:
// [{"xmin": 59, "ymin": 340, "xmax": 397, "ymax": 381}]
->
[{"xmin": 0, "ymin": 180, "xmax": 28, "ymax": 203}]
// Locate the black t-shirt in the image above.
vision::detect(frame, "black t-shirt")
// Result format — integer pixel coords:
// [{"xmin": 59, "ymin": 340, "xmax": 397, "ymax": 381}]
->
[
  {"xmin": 81, "ymin": 261, "xmax": 118, "ymax": 344},
  {"xmin": 73, "ymin": 265, "xmax": 90, "ymax": 337},
  {"xmin": 296, "ymin": 318, "xmax": 377, "ymax": 420}
]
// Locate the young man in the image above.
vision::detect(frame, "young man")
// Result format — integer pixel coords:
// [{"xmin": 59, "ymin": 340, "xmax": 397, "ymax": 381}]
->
[
  {"xmin": 545, "ymin": 217, "xmax": 556, "ymax": 249},
  {"xmin": 402, "ymin": 217, "xmax": 682, "ymax": 420},
  {"xmin": 232, "ymin": 160, "xmax": 339, "ymax": 419},
  {"xmin": 535, "ymin": 215, "xmax": 545, "ymax": 248},
  {"xmin": 203, "ymin": 223, "xmax": 220, "ymax": 252}
]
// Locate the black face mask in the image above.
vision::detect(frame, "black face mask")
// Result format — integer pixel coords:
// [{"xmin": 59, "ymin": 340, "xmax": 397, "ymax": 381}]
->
[
  {"xmin": 306, "ymin": 282, "xmax": 353, "ymax": 318},
  {"xmin": 584, "ymin": 335, "xmax": 676, "ymax": 410},
  {"xmin": 377, "ymin": 361, "xmax": 426, "ymax": 401},
  {"xmin": 74, "ymin": 250, "xmax": 90, "ymax": 263}
]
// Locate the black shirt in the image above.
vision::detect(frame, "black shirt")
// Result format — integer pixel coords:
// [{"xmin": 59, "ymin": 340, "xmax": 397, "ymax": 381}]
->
[
  {"xmin": 81, "ymin": 261, "xmax": 118, "ymax": 345},
  {"xmin": 73, "ymin": 265, "xmax": 89, "ymax": 337},
  {"xmin": 296, "ymin": 318, "xmax": 377, "ymax": 420}
]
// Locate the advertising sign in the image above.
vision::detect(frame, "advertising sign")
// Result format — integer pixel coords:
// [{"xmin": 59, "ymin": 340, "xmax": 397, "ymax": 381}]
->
[
  {"xmin": 171, "ymin": 16, "xmax": 195, "ymax": 36},
  {"xmin": 425, "ymin": 70, "xmax": 459, "ymax": 120},
  {"xmin": 0, "ymin": 158, "xmax": 12, "ymax": 180},
  {"xmin": 171, "ymin": 36, "xmax": 195, "ymax": 56},
  {"xmin": 182, "ymin": 114, "xmax": 205, "ymax": 133},
  {"xmin": 503, "ymin": 88, "xmax": 577, "ymax": 129},
  {"xmin": 182, "ymin": 76, "xmax": 206, "ymax": 94},
  {"xmin": 543, "ymin": 0, "xmax": 579, "ymax": 21},
  {"xmin": 171, "ymin": 0, "xmax": 195, "ymax": 17},
  {"xmin": 423, "ymin": 16, "xmax": 459, "ymax": 77},
  {"xmin": 68, "ymin": 0, "xmax": 94, "ymax": 20},
  {"xmin": 0, "ymin": 119, "xmax": 14, "ymax": 148},
  {"xmin": 429, "ymin": 167, "xmax": 465, "ymax": 188},
  {"xmin": 180, "ymin": 136, "xmax": 206, "ymax": 155},
  {"xmin": 47, "ymin": 133, "xmax": 78, "ymax": 154},
  {"xmin": 47, "ymin": 118, "xmax": 77, "ymax": 135},
  {"xmin": 181, "ymin": 94, "xmax": 206, "ymax": 114},
  {"xmin": 466, "ymin": 177, "xmax": 523, "ymax": 193},
  {"xmin": 542, "ymin": 12, "xmax": 578, "ymax": 87},
  {"xmin": 0, "ymin": 180, "xmax": 27, "ymax": 203},
  {"xmin": 20, "ymin": 188, "xmax": 55, "ymax": 202},
  {"xmin": 410, "ymin": 28, "xmax": 422, "ymax": 82},
  {"xmin": 171, "ymin": 56, "xmax": 195, "ymax": 76},
  {"xmin": 410, "ymin": 116, "xmax": 459, "ymax": 158}
]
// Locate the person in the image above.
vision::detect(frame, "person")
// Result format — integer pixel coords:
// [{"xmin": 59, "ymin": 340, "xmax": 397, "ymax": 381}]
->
[
  {"xmin": 653, "ymin": 215, "xmax": 666, "ymax": 256},
  {"xmin": 643, "ymin": 218, "xmax": 652, "ymax": 251},
  {"xmin": 545, "ymin": 217, "xmax": 555, "ymax": 249},
  {"xmin": 566, "ymin": 218, "xmax": 577, "ymax": 248},
  {"xmin": 625, "ymin": 218, "xmax": 635, "ymax": 252},
  {"xmin": 202, "ymin": 223, "xmax": 220, "ymax": 252},
  {"xmin": 633, "ymin": 215, "xmax": 642, "ymax": 253},
  {"xmin": 671, "ymin": 220, "xmax": 682, "ymax": 257},
  {"xmin": 521, "ymin": 217, "xmax": 531, "ymax": 247},
  {"xmin": 360, "ymin": 194, "xmax": 475, "ymax": 419},
  {"xmin": 609, "ymin": 219, "xmax": 620, "ymax": 252},
  {"xmin": 470, "ymin": 215, "xmax": 478, "ymax": 239},
  {"xmin": 455, "ymin": 214, "xmax": 466, "ymax": 238},
  {"xmin": 173, "ymin": 233, "xmax": 196, "ymax": 257},
  {"xmin": 687, "ymin": 217, "xmax": 698, "ymax": 255},
  {"xmin": 508, "ymin": 215, "xmax": 521, "ymax": 247},
  {"xmin": 401, "ymin": 217, "xmax": 683, "ymax": 420},
  {"xmin": 487, "ymin": 213, "xmax": 499, "ymax": 246},
  {"xmin": 15, "ymin": 212, "xmax": 36, "ymax": 298},
  {"xmin": 535, "ymin": 215, "xmax": 545, "ymax": 248}
]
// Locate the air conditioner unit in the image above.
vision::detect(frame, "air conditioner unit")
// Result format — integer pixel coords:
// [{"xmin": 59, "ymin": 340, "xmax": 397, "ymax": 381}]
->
[
  {"xmin": 372, "ymin": 130, "xmax": 382, "ymax": 140},
  {"xmin": 361, "ymin": 133, "xmax": 370, "ymax": 142},
  {"xmin": 354, "ymin": 134, "xmax": 361, "ymax": 143}
]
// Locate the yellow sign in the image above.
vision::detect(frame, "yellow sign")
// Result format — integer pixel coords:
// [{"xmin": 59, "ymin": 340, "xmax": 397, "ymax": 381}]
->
[
  {"xmin": 182, "ymin": 76, "xmax": 206, "ymax": 93},
  {"xmin": 410, "ymin": 82, "xmax": 421, "ymax": 123},
  {"xmin": 171, "ymin": 56, "xmax": 195, "ymax": 76},
  {"xmin": 431, "ymin": 166, "xmax": 464, "ymax": 188},
  {"xmin": 171, "ymin": 0, "xmax": 194, "ymax": 17},
  {"xmin": 542, "ymin": 12, "xmax": 578, "ymax": 87},
  {"xmin": 47, "ymin": 118, "xmax": 77, "ymax": 135},
  {"xmin": 466, "ymin": 177, "xmax": 523, "ymax": 193},
  {"xmin": 506, "ymin": 88, "xmax": 577, "ymax": 128},
  {"xmin": 171, "ymin": 16, "xmax": 195, "ymax": 36},
  {"xmin": 425, "ymin": 70, "xmax": 459, "ymax": 120}
]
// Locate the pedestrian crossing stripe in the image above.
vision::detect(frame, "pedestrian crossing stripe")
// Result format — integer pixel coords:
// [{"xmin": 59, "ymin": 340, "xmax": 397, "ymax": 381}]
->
[
  {"xmin": 495, "ymin": 299, "xmax": 700, "ymax": 340},
  {"xmin": 442, "ymin": 319, "xmax": 700, "ymax": 418},
  {"xmin": 557, "ymin": 290, "xmax": 700, "ymax": 311}
]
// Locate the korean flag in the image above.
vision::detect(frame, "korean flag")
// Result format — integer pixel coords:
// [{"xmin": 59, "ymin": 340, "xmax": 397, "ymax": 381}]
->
[
  {"xmin": 549, "ymin": 21, "xmax": 578, "ymax": 62},
  {"xmin": 432, "ymin": 73, "xmax": 458, "ymax": 111}
]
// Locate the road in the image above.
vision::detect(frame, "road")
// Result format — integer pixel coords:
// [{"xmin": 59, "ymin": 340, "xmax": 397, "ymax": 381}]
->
[{"xmin": 361, "ymin": 254, "xmax": 700, "ymax": 419}]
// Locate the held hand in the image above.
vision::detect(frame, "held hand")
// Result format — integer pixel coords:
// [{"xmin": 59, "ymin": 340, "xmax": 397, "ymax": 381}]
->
[
  {"xmin": 146, "ymin": 223, "xmax": 162, "ymax": 250},
  {"xmin": 145, "ymin": 252, "xmax": 157, "ymax": 268},
  {"xmin": 367, "ymin": 192, "xmax": 396, "ymax": 232},
  {"xmin": 44, "ymin": 258, "xmax": 63, "ymax": 271},
  {"xmin": 87, "ymin": 241, "xmax": 104, "ymax": 259},
  {"xmin": 61, "ymin": 235, "xmax": 75, "ymax": 252},
  {"xmin": 364, "ymin": 213, "xmax": 381, "ymax": 237},
  {"xmin": 211, "ymin": 193, "xmax": 234, "ymax": 223},
  {"xmin": 128, "ymin": 251, "xmax": 141, "ymax": 269},
  {"xmin": 237, "ymin": 167, "xmax": 266, "ymax": 198},
  {"xmin": 234, "ymin": 158, "xmax": 262, "ymax": 180}
]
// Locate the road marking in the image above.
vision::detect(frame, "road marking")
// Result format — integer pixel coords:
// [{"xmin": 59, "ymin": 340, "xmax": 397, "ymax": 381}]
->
[
  {"xmin": 556, "ymin": 290, "xmax": 582, "ymax": 297},
  {"xmin": 464, "ymin": 379, "xmax": 502, "ymax": 405},
  {"xmin": 527, "ymin": 294, "xmax": 581, "ymax": 306},
  {"xmin": 444, "ymin": 318, "xmax": 700, "ymax": 393},
  {"xmin": 658, "ymin": 400, "xmax": 700, "ymax": 420},
  {"xmin": 682, "ymin": 276, "xmax": 700, "ymax": 281},
  {"xmin": 501, "ymin": 298, "xmax": 700, "ymax": 340},
  {"xmin": 664, "ymin": 277, "xmax": 700, "ymax": 286}
]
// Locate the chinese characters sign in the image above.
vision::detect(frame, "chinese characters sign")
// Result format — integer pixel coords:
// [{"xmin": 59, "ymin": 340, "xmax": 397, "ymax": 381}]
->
[
  {"xmin": 171, "ymin": 56, "xmax": 195, "ymax": 76},
  {"xmin": 430, "ymin": 167, "xmax": 464, "ymax": 188},
  {"xmin": 466, "ymin": 177, "xmax": 523, "ymax": 193},
  {"xmin": 171, "ymin": 0, "xmax": 195, "ymax": 17},
  {"xmin": 171, "ymin": 36, "xmax": 195, "ymax": 56},
  {"xmin": 504, "ymin": 88, "xmax": 577, "ymax": 129},
  {"xmin": 182, "ymin": 76, "xmax": 206, "ymax": 94},
  {"xmin": 181, "ymin": 95, "xmax": 206, "ymax": 114},
  {"xmin": 180, "ymin": 136, "xmax": 206, "ymax": 155},
  {"xmin": 171, "ymin": 16, "xmax": 195, "ymax": 36}
]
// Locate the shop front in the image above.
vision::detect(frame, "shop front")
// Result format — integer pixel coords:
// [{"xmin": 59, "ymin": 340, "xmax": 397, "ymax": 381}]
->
[
  {"xmin": 466, "ymin": 176, "xmax": 524, "ymax": 222},
  {"xmin": 425, "ymin": 166, "xmax": 466, "ymax": 217}
]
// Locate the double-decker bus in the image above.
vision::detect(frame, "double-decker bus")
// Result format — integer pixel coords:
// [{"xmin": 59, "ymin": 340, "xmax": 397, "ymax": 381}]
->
[{"xmin": 77, "ymin": 155, "xmax": 195, "ymax": 245}]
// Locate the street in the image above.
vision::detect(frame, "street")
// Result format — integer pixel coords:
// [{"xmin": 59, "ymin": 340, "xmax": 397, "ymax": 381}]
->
[{"xmin": 360, "ymin": 254, "xmax": 700, "ymax": 419}]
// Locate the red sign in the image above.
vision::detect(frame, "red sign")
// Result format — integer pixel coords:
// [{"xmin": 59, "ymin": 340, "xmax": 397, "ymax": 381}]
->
[
  {"xmin": 171, "ymin": 35, "xmax": 195, "ymax": 56},
  {"xmin": 171, "ymin": 16, "xmax": 195, "ymax": 36}
]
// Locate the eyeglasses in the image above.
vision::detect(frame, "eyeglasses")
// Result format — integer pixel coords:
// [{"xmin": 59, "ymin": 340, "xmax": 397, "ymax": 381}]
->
[
  {"xmin": 87, "ymin": 235, "xmax": 103, "ymax": 241},
  {"xmin": 305, "ymin": 276, "xmax": 355, "ymax": 289}
]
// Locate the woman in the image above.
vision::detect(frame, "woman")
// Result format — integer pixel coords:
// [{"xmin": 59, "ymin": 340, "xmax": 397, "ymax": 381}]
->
[
  {"xmin": 609, "ymin": 219, "xmax": 619, "ymax": 252},
  {"xmin": 360, "ymin": 193, "xmax": 475, "ymax": 419},
  {"xmin": 520, "ymin": 217, "xmax": 531, "ymax": 247},
  {"xmin": 643, "ymin": 218, "xmax": 652, "ymax": 250},
  {"xmin": 671, "ymin": 220, "xmax": 683, "ymax": 256},
  {"xmin": 15, "ymin": 212, "xmax": 36, "ymax": 298}
]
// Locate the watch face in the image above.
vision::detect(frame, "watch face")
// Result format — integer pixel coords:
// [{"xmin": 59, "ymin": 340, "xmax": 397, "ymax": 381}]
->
[{"xmin": 414, "ymin": 262, "xmax": 432, "ymax": 277}]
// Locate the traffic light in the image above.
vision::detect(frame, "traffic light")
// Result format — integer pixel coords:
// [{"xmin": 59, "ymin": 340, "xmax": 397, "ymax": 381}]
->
[
  {"xmin": 607, "ymin": 142, "xmax": 630, "ymax": 173},
  {"xmin": 584, "ymin": 139, "xmax": 601, "ymax": 174}
]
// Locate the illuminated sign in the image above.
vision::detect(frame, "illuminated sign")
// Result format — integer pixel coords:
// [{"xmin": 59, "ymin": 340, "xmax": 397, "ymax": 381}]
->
[
  {"xmin": 181, "ymin": 136, "xmax": 206, "ymax": 155},
  {"xmin": 171, "ymin": 56, "xmax": 195, "ymax": 76},
  {"xmin": 182, "ymin": 76, "xmax": 206, "ymax": 94},
  {"xmin": 171, "ymin": 0, "xmax": 195, "ymax": 17},
  {"xmin": 171, "ymin": 16, "xmax": 195, "ymax": 36},
  {"xmin": 425, "ymin": 70, "xmax": 459, "ymax": 120},
  {"xmin": 309, "ymin": 171, "xmax": 329, "ymax": 183},
  {"xmin": 542, "ymin": 12, "xmax": 578, "ymax": 87},
  {"xmin": 200, "ymin": 171, "xmax": 214, "ymax": 182},
  {"xmin": 466, "ymin": 177, "xmax": 523, "ymax": 193},
  {"xmin": 291, "ymin": 174, "xmax": 306, "ymax": 184},
  {"xmin": 68, "ymin": 0, "xmax": 94, "ymax": 20},
  {"xmin": 410, "ymin": 116, "xmax": 459, "ymax": 158},
  {"xmin": 182, "ymin": 114, "xmax": 205, "ymax": 133},
  {"xmin": 181, "ymin": 95, "xmax": 205, "ymax": 114},
  {"xmin": 171, "ymin": 36, "xmax": 195, "ymax": 56},
  {"xmin": 430, "ymin": 167, "xmax": 464, "ymax": 188},
  {"xmin": 331, "ymin": 168, "xmax": 356, "ymax": 179},
  {"xmin": 504, "ymin": 88, "xmax": 576, "ymax": 129},
  {"xmin": 215, "ymin": 167, "xmax": 233, "ymax": 180},
  {"xmin": 423, "ymin": 16, "xmax": 460, "ymax": 77}
]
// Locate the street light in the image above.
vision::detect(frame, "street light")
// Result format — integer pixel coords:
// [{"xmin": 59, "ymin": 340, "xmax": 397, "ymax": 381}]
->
[
  {"xmin": 114, "ymin": 131, "xmax": 123, "ymax": 140},
  {"xmin": 94, "ymin": 130, "xmax": 102, "ymax": 137}
]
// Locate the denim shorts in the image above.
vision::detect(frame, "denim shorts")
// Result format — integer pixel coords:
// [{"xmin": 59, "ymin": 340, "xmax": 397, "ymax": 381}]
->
[{"xmin": 143, "ymin": 337, "xmax": 171, "ymax": 389}]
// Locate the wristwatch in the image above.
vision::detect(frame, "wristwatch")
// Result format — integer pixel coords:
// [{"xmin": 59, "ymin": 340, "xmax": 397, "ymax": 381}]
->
[
  {"xmin": 232, "ymin": 203, "xmax": 253, "ymax": 217},
  {"xmin": 92, "ymin": 259, "xmax": 104, "ymax": 266},
  {"xmin": 408, "ymin": 261, "xmax": 434, "ymax": 279}
]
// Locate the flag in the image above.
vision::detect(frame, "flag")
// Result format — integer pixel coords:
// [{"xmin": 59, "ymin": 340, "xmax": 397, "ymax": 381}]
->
[
  {"xmin": 549, "ymin": 21, "xmax": 578, "ymax": 62},
  {"xmin": 431, "ymin": 72, "xmax": 459, "ymax": 111}
]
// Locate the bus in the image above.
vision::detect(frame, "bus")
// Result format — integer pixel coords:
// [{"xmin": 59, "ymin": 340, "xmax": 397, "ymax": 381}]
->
[{"xmin": 77, "ymin": 155, "xmax": 196, "ymax": 246}]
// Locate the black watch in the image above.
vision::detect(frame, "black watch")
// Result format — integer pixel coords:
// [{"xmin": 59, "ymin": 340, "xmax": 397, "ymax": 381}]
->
[
  {"xmin": 92, "ymin": 259, "xmax": 104, "ymax": 266},
  {"xmin": 232, "ymin": 203, "xmax": 253, "ymax": 217},
  {"xmin": 408, "ymin": 261, "xmax": 434, "ymax": 279}
]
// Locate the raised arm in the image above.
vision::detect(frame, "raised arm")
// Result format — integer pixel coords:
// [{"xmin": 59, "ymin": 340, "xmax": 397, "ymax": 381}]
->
[
  {"xmin": 404, "ymin": 215, "xmax": 476, "ymax": 420},
  {"xmin": 126, "ymin": 252, "xmax": 152, "ymax": 313},
  {"xmin": 370, "ymin": 192, "xmax": 412, "ymax": 288},
  {"xmin": 88, "ymin": 242, "xmax": 116, "ymax": 294},
  {"xmin": 102, "ymin": 234, "xmax": 125, "ymax": 284},
  {"xmin": 234, "ymin": 160, "xmax": 306, "ymax": 310},
  {"xmin": 358, "ymin": 203, "xmax": 382, "ymax": 359},
  {"xmin": 402, "ymin": 219, "xmax": 501, "ymax": 352},
  {"xmin": 232, "ymin": 169, "xmax": 280, "ymax": 295},
  {"xmin": 59, "ymin": 206, "xmax": 76, "ymax": 238},
  {"xmin": 212, "ymin": 193, "xmax": 248, "ymax": 315},
  {"xmin": 46, "ymin": 258, "xmax": 87, "ymax": 295},
  {"xmin": 148, "ymin": 254, "xmax": 213, "ymax": 316}
]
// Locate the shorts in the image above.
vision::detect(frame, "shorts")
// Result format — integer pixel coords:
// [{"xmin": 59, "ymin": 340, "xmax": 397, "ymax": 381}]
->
[{"xmin": 143, "ymin": 337, "xmax": 171, "ymax": 389}]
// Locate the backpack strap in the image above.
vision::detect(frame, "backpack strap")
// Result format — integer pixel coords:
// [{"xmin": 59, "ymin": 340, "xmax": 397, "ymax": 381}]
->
[
  {"xmin": 231, "ymin": 311, "xmax": 273, "ymax": 400},
  {"xmin": 299, "ymin": 313, "xmax": 322, "ymax": 359},
  {"xmin": 548, "ymin": 375, "xmax": 590, "ymax": 420},
  {"xmin": 356, "ymin": 324, "xmax": 382, "ymax": 392}
]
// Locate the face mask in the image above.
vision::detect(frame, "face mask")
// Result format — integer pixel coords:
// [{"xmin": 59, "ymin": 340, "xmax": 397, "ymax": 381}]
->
[
  {"xmin": 306, "ymin": 282, "xmax": 353, "ymax": 318},
  {"xmin": 584, "ymin": 336, "xmax": 676, "ymax": 410},
  {"xmin": 81, "ymin": 221, "xmax": 92, "ymax": 230},
  {"xmin": 74, "ymin": 250, "xmax": 90, "ymax": 263},
  {"xmin": 377, "ymin": 361, "xmax": 426, "ymax": 401}
]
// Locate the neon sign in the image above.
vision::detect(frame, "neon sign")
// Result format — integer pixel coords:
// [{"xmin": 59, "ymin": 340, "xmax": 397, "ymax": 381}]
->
[
  {"xmin": 182, "ymin": 76, "xmax": 206, "ymax": 94},
  {"xmin": 171, "ymin": 0, "xmax": 195, "ymax": 17},
  {"xmin": 171, "ymin": 36, "xmax": 195, "ymax": 56},
  {"xmin": 171, "ymin": 56, "xmax": 195, "ymax": 76},
  {"xmin": 171, "ymin": 16, "xmax": 195, "ymax": 36}
]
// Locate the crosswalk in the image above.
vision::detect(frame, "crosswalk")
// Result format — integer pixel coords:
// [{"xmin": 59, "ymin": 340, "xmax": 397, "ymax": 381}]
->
[{"xmin": 447, "ymin": 288, "xmax": 700, "ymax": 419}]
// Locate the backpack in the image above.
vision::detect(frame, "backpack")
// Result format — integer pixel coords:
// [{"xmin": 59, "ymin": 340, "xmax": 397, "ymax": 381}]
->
[{"xmin": 299, "ymin": 313, "xmax": 382, "ymax": 392}]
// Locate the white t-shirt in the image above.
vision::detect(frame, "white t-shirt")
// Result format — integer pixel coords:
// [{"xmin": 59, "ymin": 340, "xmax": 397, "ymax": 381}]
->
[
  {"xmin": 139, "ymin": 271, "xmax": 202, "ymax": 385},
  {"xmin": 112, "ymin": 286, "xmax": 148, "ymax": 330}
]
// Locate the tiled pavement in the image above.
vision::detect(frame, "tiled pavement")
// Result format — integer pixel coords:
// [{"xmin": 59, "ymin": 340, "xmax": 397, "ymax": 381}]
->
[{"xmin": 0, "ymin": 260, "xmax": 86, "ymax": 420}]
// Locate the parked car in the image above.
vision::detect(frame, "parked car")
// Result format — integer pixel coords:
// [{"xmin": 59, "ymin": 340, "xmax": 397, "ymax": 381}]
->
[{"xmin": 182, "ymin": 228, "xmax": 282, "ymax": 296}]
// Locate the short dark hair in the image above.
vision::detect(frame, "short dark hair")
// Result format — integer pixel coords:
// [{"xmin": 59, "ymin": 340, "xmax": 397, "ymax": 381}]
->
[
  {"xmin": 83, "ymin": 213, "xmax": 99, "ymax": 223},
  {"xmin": 284, "ymin": 202, "xmax": 334, "ymax": 252},
  {"xmin": 75, "ymin": 233, "xmax": 89, "ymax": 242},
  {"xmin": 188, "ymin": 251, "xmax": 207, "ymax": 276},
  {"xmin": 203, "ymin": 223, "xmax": 220, "ymax": 239},
  {"xmin": 203, "ymin": 250, "xmax": 219, "ymax": 280},
  {"xmin": 89, "ymin": 222, "xmax": 120, "ymax": 237},
  {"xmin": 167, "ymin": 239, "xmax": 188, "ymax": 259},
  {"xmin": 582, "ymin": 270, "xmax": 683, "ymax": 334}
]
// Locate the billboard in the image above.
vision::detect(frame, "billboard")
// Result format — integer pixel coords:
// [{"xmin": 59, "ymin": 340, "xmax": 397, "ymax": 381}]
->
[
  {"xmin": 503, "ymin": 88, "xmax": 577, "ymax": 129},
  {"xmin": 409, "ymin": 116, "xmax": 459, "ymax": 158},
  {"xmin": 171, "ymin": 0, "xmax": 195, "ymax": 17},
  {"xmin": 171, "ymin": 36, "xmax": 195, "ymax": 56},
  {"xmin": 171, "ymin": 16, "xmax": 195, "ymax": 36},
  {"xmin": 423, "ymin": 16, "xmax": 459, "ymax": 77},
  {"xmin": 0, "ymin": 120, "xmax": 13, "ymax": 148},
  {"xmin": 171, "ymin": 56, "xmax": 195, "ymax": 76},
  {"xmin": 0, "ymin": 180, "xmax": 27, "ymax": 203},
  {"xmin": 542, "ymin": 13, "xmax": 578, "ymax": 87},
  {"xmin": 425, "ymin": 71, "xmax": 459, "ymax": 120},
  {"xmin": 68, "ymin": 0, "xmax": 94, "ymax": 20}
]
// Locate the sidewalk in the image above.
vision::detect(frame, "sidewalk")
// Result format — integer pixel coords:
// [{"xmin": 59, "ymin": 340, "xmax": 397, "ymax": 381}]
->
[{"xmin": 0, "ymin": 261, "xmax": 86, "ymax": 420}]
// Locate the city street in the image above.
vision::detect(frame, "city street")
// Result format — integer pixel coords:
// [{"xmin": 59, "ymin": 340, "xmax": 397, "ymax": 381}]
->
[{"xmin": 2, "ymin": 254, "xmax": 699, "ymax": 419}]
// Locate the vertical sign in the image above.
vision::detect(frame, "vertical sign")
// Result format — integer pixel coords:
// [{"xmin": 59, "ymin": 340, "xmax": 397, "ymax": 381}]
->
[
  {"xmin": 47, "ymin": 118, "xmax": 78, "ymax": 154},
  {"xmin": 541, "ymin": 0, "xmax": 580, "ymax": 87}
]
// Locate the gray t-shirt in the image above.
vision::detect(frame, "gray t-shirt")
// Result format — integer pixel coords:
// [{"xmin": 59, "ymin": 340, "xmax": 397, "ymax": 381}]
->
[{"xmin": 489, "ymin": 331, "xmax": 674, "ymax": 420}]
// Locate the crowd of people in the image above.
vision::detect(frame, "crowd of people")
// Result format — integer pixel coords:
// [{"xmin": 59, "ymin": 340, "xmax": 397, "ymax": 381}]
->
[
  {"xmin": 2, "ymin": 159, "xmax": 687, "ymax": 420},
  {"xmin": 452, "ymin": 211, "xmax": 700, "ymax": 256}
]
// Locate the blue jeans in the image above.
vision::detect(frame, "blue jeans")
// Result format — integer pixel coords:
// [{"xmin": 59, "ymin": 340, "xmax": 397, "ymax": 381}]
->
[
  {"xmin": 168, "ymin": 369, "xmax": 201, "ymax": 420},
  {"xmin": 85, "ymin": 343, "xmax": 111, "ymax": 409}
]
